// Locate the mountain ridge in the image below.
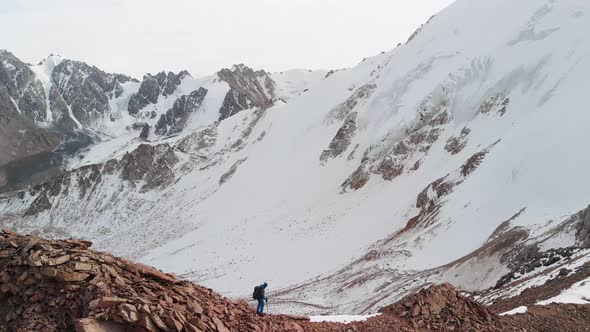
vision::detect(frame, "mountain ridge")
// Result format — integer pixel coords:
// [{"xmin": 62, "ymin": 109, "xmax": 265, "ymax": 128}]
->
[{"xmin": 0, "ymin": 49, "xmax": 324, "ymax": 193}]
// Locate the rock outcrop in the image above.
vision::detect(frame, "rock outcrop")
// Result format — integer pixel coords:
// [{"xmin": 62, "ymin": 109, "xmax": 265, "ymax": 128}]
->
[
  {"xmin": 17, "ymin": 142, "xmax": 179, "ymax": 216},
  {"xmin": 217, "ymin": 64, "xmax": 275, "ymax": 121},
  {"xmin": 320, "ymin": 112, "xmax": 357, "ymax": 164},
  {"xmin": 325, "ymin": 83, "xmax": 376, "ymax": 125},
  {"xmin": 219, "ymin": 158, "xmax": 247, "ymax": 185},
  {"xmin": 155, "ymin": 88, "xmax": 208, "ymax": 136},
  {"xmin": 341, "ymin": 106, "xmax": 451, "ymax": 191},
  {"xmin": 376, "ymin": 283, "xmax": 505, "ymax": 332},
  {"xmin": 444, "ymin": 127, "xmax": 471, "ymax": 155},
  {"xmin": 578, "ymin": 205, "xmax": 590, "ymax": 247},
  {"xmin": 128, "ymin": 71, "xmax": 190, "ymax": 115},
  {"xmin": 0, "ymin": 50, "xmax": 49, "ymax": 126},
  {"xmin": 51, "ymin": 59, "xmax": 134, "ymax": 129}
]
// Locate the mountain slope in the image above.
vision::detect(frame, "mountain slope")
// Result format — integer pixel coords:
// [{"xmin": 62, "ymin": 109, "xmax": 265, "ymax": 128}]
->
[{"xmin": 1, "ymin": 0, "xmax": 590, "ymax": 315}]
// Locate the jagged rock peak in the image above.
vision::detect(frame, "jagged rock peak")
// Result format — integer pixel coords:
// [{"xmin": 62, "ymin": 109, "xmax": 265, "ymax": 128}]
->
[
  {"xmin": 127, "ymin": 70, "xmax": 191, "ymax": 115},
  {"xmin": 36, "ymin": 53, "xmax": 64, "ymax": 66},
  {"xmin": 226, "ymin": 63, "xmax": 269, "ymax": 76},
  {"xmin": 154, "ymin": 87, "xmax": 208, "ymax": 136},
  {"xmin": 0, "ymin": 49, "xmax": 19, "ymax": 61},
  {"xmin": 216, "ymin": 64, "xmax": 275, "ymax": 121}
]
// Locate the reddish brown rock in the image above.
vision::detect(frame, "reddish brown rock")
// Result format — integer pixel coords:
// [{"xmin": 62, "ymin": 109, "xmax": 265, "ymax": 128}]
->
[
  {"xmin": 118, "ymin": 303, "xmax": 139, "ymax": 323},
  {"xmin": 212, "ymin": 315, "xmax": 230, "ymax": 332},
  {"xmin": 47, "ymin": 255, "xmax": 70, "ymax": 266},
  {"xmin": 89, "ymin": 297, "xmax": 128, "ymax": 309},
  {"xmin": 57, "ymin": 270, "xmax": 91, "ymax": 282},
  {"xmin": 74, "ymin": 262, "xmax": 93, "ymax": 271},
  {"xmin": 74, "ymin": 318, "xmax": 126, "ymax": 332},
  {"xmin": 2, "ymin": 231, "xmax": 589, "ymax": 332}
]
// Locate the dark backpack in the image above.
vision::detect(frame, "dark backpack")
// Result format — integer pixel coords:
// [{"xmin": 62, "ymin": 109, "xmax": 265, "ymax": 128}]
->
[{"xmin": 252, "ymin": 286, "xmax": 261, "ymax": 300}]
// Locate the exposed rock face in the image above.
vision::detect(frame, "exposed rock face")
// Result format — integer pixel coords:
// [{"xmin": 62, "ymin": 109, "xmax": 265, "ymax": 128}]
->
[
  {"xmin": 51, "ymin": 59, "xmax": 133, "ymax": 128},
  {"xmin": 128, "ymin": 71, "xmax": 190, "ymax": 115},
  {"xmin": 577, "ymin": 205, "xmax": 590, "ymax": 247},
  {"xmin": 163, "ymin": 71, "xmax": 189, "ymax": 97},
  {"xmin": 218, "ymin": 89, "xmax": 249, "ymax": 120},
  {"xmin": 176, "ymin": 126, "xmax": 217, "ymax": 155},
  {"xmin": 19, "ymin": 143, "xmax": 179, "ymax": 216},
  {"xmin": 392, "ymin": 141, "xmax": 500, "ymax": 238},
  {"xmin": 342, "ymin": 106, "xmax": 451, "ymax": 191},
  {"xmin": 320, "ymin": 112, "xmax": 357, "ymax": 163},
  {"xmin": 341, "ymin": 162, "xmax": 371, "ymax": 191},
  {"xmin": 154, "ymin": 88, "xmax": 208, "ymax": 136},
  {"xmin": 217, "ymin": 64, "xmax": 275, "ymax": 120},
  {"xmin": 127, "ymin": 76, "xmax": 159, "ymax": 114},
  {"xmin": 445, "ymin": 127, "xmax": 471, "ymax": 155},
  {"xmin": 479, "ymin": 94, "xmax": 510, "ymax": 117},
  {"xmin": 0, "ymin": 51, "xmax": 48, "ymax": 125},
  {"xmin": 139, "ymin": 124, "xmax": 150, "ymax": 140},
  {"xmin": 120, "ymin": 144, "xmax": 179, "ymax": 191},
  {"xmin": 495, "ymin": 246, "xmax": 580, "ymax": 289},
  {"xmin": 1, "ymin": 53, "xmax": 134, "ymax": 132},
  {"xmin": 219, "ymin": 158, "xmax": 247, "ymax": 185},
  {"xmin": 318, "ymin": 82, "xmax": 380, "ymax": 165},
  {"xmin": 377, "ymin": 283, "xmax": 503, "ymax": 331},
  {"xmin": 326, "ymin": 83, "xmax": 376, "ymax": 124}
]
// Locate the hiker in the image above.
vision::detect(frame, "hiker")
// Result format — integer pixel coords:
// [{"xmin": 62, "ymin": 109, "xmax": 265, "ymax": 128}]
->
[{"xmin": 253, "ymin": 282, "xmax": 268, "ymax": 315}]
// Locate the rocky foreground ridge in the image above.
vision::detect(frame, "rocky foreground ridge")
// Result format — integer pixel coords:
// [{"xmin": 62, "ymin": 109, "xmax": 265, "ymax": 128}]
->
[{"xmin": 1, "ymin": 230, "xmax": 589, "ymax": 332}]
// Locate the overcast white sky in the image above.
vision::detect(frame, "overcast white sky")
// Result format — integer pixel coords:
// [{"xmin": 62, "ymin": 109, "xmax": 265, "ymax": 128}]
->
[{"xmin": 1, "ymin": 0, "xmax": 454, "ymax": 78}]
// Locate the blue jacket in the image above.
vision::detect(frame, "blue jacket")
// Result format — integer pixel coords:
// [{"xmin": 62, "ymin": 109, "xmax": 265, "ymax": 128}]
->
[{"xmin": 256, "ymin": 284, "xmax": 267, "ymax": 300}]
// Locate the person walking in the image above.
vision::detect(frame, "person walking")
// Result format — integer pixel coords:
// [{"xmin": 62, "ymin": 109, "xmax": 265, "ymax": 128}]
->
[{"xmin": 252, "ymin": 282, "xmax": 268, "ymax": 315}]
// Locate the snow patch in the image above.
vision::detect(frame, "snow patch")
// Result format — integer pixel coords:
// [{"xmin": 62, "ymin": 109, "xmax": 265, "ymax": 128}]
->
[
  {"xmin": 500, "ymin": 306, "xmax": 528, "ymax": 316},
  {"xmin": 309, "ymin": 314, "xmax": 380, "ymax": 323},
  {"xmin": 538, "ymin": 277, "xmax": 590, "ymax": 305}
]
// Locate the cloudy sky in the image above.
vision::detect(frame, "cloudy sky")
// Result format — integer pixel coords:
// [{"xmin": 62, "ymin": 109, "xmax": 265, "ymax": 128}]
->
[{"xmin": 1, "ymin": 0, "xmax": 454, "ymax": 78}]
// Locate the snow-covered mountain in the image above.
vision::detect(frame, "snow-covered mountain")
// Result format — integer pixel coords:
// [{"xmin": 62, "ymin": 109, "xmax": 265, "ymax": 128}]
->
[{"xmin": 1, "ymin": 0, "xmax": 590, "ymax": 316}]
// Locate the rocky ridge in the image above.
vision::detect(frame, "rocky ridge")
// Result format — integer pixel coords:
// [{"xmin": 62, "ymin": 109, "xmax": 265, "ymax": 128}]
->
[
  {"xmin": 217, "ymin": 64, "xmax": 275, "ymax": 121},
  {"xmin": 3, "ymin": 231, "xmax": 589, "ymax": 332},
  {"xmin": 0, "ymin": 229, "xmax": 275, "ymax": 332},
  {"xmin": 155, "ymin": 88, "xmax": 208, "ymax": 136},
  {"xmin": 50, "ymin": 58, "xmax": 135, "ymax": 130},
  {"xmin": 0, "ymin": 50, "xmax": 282, "ymax": 194},
  {"xmin": 128, "ymin": 71, "xmax": 190, "ymax": 116}
]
